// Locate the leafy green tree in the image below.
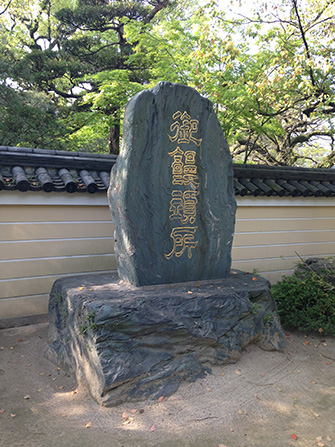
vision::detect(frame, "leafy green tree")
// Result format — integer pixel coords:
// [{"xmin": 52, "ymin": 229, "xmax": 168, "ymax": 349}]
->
[
  {"xmin": 127, "ymin": 0, "xmax": 335, "ymax": 166},
  {"xmin": 2, "ymin": 0, "xmax": 335, "ymax": 166},
  {"xmin": 192, "ymin": 0, "xmax": 335, "ymax": 166},
  {"xmin": 0, "ymin": 0, "xmax": 174, "ymax": 153}
]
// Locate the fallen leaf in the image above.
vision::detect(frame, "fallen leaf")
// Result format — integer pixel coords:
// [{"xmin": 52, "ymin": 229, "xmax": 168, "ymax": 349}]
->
[
  {"xmin": 317, "ymin": 443, "xmax": 325, "ymax": 447},
  {"xmin": 319, "ymin": 328, "xmax": 324, "ymax": 333},
  {"xmin": 291, "ymin": 434, "xmax": 297, "ymax": 440},
  {"xmin": 39, "ymin": 372, "xmax": 44, "ymax": 376},
  {"xmin": 312, "ymin": 381, "xmax": 317, "ymax": 384},
  {"xmin": 187, "ymin": 291, "xmax": 193, "ymax": 294},
  {"xmin": 305, "ymin": 341, "xmax": 310, "ymax": 345},
  {"xmin": 78, "ymin": 287, "xmax": 84, "ymax": 290},
  {"xmin": 252, "ymin": 277, "xmax": 257, "ymax": 281},
  {"xmin": 27, "ymin": 364, "xmax": 32, "ymax": 367},
  {"xmin": 158, "ymin": 396, "xmax": 164, "ymax": 402},
  {"xmin": 326, "ymin": 436, "xmax": 332, "ymax": 442},
  {"xmin": 57, "ymin": 367, "xmax": 61, "ymax": 371},
  {"xmin": 122, "ymin": 420, "xmax": 131, "ymax": 426},
  {"xmin": 72, "ymin": 390, "xmax": 77, "ymax": 395},
  {"xmin": 0, "ymin": 409, "xmax": 5, "ymax": 414},
  {"xmin": 150, "ymin": 425, "xmax": 156, "ymax": 432},
  {"xmin": 326, "ymin": 362, "xmax": 332, "ymax": 365},
  {"xmin": 24, "ymin": 395, "xmax": 30, "ymax": 400},
  {"xmin": 58, "ymin": 386, "xmax": 64, "ymax": 390},
  {"xmin": 275, "ymin": 385, "xmax": 282, "ymax": 392},
  {"xmin": 206, "ymin": 387, "xmax": 212, "ymax": 392},
  {"xmin": 17, "ymin": 338, "xmax": 23, "ymax": 343},
  {"xmin": 10, "ymin": 413, "xmax": 16, "ymax": 418},
  {"xmin": 255, "ymin": 393, "xmax": 261, "ymax": 400},
  {"xmin": 316, "ymin": 437, "xmax": 323, "ymax": 442},
  {"xmin": 85, "ymin": 421, "xmax": 93, "ymax": 428},
  {"xmin": 122, "ymin": 411, "xmax": 128, "ymax": 421},
  {"xmin": 218, "ymin": 444, "xmax": 228, "ymax": 447},
  {"xmin": 260, "ymin": 374, "xmax": 264, "ymax": 377},
  {"xmin": 130, "ymin": 409, "xmax": 137, "ymax": 414},
  {"xmin": 235, "ymin": 370, "xmax": 242, "ymax": 376},
  {"xmin": 61, "ymin": 414, "xmax": 67, "ymax": 418},
  {"xmin": 139, "ymin": 409, "xmax": 145, "ymax": 414},
  {"xmin": 238, "ymin": 409, "xmax": 243, "ymax": 415},
  {"xmin": 222, "ymin": 372, "xmax": 225, "ymax": 377}
]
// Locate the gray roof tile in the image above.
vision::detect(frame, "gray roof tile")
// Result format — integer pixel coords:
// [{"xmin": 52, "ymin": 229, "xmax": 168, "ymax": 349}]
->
[{"xmin": 1, "ymin": 146, "xmax": 335, "ymax": 197}]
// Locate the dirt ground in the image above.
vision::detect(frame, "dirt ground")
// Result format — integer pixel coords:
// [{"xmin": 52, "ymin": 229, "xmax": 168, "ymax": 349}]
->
[{"xmin": 0, "ymin": 322, "xmax": 334, "ymax": 447}]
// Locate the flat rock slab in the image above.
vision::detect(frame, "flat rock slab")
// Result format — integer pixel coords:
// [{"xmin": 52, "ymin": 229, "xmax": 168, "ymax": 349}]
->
[{"xmin": 45, "ymin": 271, "xmax": 285, "ymax": 406}]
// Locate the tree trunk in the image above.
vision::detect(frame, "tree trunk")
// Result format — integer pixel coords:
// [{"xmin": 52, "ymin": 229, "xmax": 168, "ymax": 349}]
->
[{"xmin": 109, "ymin": 123, "xmax": 120, "ymax": 154}]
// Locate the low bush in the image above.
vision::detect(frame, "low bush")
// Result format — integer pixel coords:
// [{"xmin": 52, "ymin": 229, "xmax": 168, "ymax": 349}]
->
[{"xmin": 271, "ymin": 260, "xmax": 335, "ymax": 336}]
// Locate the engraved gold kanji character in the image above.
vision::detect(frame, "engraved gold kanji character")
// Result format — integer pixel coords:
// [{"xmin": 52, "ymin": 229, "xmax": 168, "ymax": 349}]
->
[
  {"xmin": 168, "ymin": 147, "xmax": 184, "ymax": 185},
  {"xmin": 165, "ymin": 227, "xmax": 198, "ymax": 260},
  {"xmin": 183, "ymin": 172, "xmax": 199, "ymax": 189},
  {"xmin": 181, "ymin": 190, "xmax": 199, "ymax": 224},
  {"xmin": 168, "ymin": 111, "xmax": 202, "ymax": 146},
  {"xmin": 169, "ymin": 190, "xmax": 183, "ymax": 220},
  {"xmin": 184, "ymin": 151, "xmax": 196, "ymax": 164}
]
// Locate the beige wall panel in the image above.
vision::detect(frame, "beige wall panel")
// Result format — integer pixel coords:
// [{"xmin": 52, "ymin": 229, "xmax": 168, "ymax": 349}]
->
[
  {"xmin": 0, "ymin": 222, "xmax": 114, "ymax": 242},
  {"xmin": 232, "ymin": 242, "xmax": 335, "ymax": 262},
  {"xmin": 0, "ymin": 295, "xmax": 49, "ymax": 319},
  {"xmin": 0, "ymin": 205, "xmax": 112, "ymax": 223},
  {"xmin": 236, "ymin": 206, "xmax": 335, "ymax": 220},
  {"xmin": 256, "ymin": 271, "xmax": 293, "ymax": 284},
  {"xmin": 232, "ymin": 257, "xmax": 300, "ymax": 274},
  {"xmin": 233, "ymin": 230, "xmax": 335, "ymax": 247},
  {"xmin": 0, "ymin": 238, "xmax": 114, "ymax": 261},
  {"xmin": 1, "ymin": 200, "xmax": 335, "ymax": 319},
  {"xmin": 235, "ymin": 218, "xmax": 335, "ymax": 233},
  {"xmin": 0, "ymin": 255, "xmax": 116, "ymax": 280},
  {"xmin": 0, "ymin": 270, "xmax": 116, "ymax": 300}
]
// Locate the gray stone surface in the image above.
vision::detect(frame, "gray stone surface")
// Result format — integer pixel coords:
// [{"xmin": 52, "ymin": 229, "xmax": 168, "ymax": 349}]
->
[
  {"xmin": 45, "ymin": 271, "xmax": 285, "ymax": 407},
  {"xmin": 108, "ymin": 81, "xmax": 236, "ymax": 286}
]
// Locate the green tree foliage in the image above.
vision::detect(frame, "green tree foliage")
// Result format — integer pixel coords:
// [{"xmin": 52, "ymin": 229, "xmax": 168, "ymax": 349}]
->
[
  {"xmin": 1, "ymin": 0, "xmax": 335, "ymax": 165},
  {"xmin": 192, "ymin": 0, "xmax": 335, "ymax": 166},
  {"xmin": 233, "ymin": 0, "xmax": 335, "ymax": 167},
  {"xmin": 0, "ymin": 0, "xmax": 174, "ymax": 153},
  {"xmin": 115, "ymin": 0, "xmax": 335, "ymax": 166}
]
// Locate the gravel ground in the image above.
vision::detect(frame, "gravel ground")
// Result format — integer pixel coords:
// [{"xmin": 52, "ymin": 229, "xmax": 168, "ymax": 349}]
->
[{"xmin": 1, "ymin": 322, "xmax": 335, "ymax": 447}]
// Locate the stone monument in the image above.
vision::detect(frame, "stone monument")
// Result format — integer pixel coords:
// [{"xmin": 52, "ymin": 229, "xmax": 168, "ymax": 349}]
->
[
  {"xmin": 109, "ymin": 81, "xmax": 236, "ymax": 286},
  {"xmin": 45, "ymin": 82, "xmax": 285, "ymax": 407}
]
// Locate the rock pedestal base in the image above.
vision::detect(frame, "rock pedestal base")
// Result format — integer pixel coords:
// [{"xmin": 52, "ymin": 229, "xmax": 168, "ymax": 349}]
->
[{"xmin": 45, "ymin": 271, "xmax": 285, "ymax": 406}]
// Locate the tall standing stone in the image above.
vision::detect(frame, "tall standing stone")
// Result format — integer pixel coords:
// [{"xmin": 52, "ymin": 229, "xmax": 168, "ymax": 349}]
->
[
  {"xmin": 108, "ymin": 82, "xmax": 236, "ymax": 286},
  {"xmin": 46, "ymin": 84, "xmax": 285, "ymax": 407}
]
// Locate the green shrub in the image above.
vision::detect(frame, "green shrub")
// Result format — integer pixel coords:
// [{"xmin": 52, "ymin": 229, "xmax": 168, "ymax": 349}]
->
[{"xmin": 271, "ymin": 268, "xmax": 335, "ymax": 336}]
